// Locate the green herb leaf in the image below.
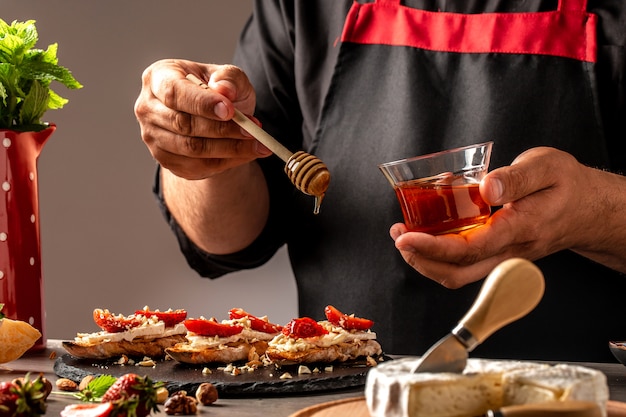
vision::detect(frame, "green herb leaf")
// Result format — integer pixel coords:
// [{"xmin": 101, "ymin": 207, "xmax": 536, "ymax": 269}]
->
[
  {"xmin": 0, "ymin": 18, "xmax": 82, "ymax": 129},
  {"xmin": 74, "ymin": 375, "xmax": 117, "ymax": 402},
  {"xmin": 0, "ymin": 303, "xmax": 4, "ymax": 320}
]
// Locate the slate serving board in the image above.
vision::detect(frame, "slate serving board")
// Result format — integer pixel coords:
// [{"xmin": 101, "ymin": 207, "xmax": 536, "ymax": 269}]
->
[{"xmin": 54, "ymin": 354, "xmax": 387, "ymax": 397}]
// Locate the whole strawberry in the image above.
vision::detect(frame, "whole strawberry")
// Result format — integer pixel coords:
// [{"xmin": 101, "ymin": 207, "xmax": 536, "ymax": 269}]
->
[
  {"xmin": 0, "ymin": 374, "xmax": 47, "ymax": 417},
  {"xmin": 101, "ymin": 374, "xmax": 161, "ymax": 417},
  {"xmin": 0, "ymin": 381, "xmax": 18, "ymax": 417}
]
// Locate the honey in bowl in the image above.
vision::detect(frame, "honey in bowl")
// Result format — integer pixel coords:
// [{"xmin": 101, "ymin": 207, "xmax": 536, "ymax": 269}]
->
[
  {"xmin": 379, "ymin": 141, "xmax": 493, "ymax": 235},
  {"xmin": 393, "ymin": 172, "xmax": 491, "ymax": 234}
]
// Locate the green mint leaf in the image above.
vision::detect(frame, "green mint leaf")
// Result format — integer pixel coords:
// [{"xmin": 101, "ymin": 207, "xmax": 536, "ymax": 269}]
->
[
  {"xmin": 0, "ymin": 18, "xmax": 82, "ymax": 129},
  {"xmin": 74, "ymin": 375, "xmax": 118, "ymax": 402},
  {"xmin": 19, "ymin": 79, "xmax": 48, "ymax": 125}
]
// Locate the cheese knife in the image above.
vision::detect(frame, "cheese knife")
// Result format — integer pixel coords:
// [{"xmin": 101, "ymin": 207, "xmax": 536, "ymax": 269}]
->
[
  {"xmin": 412, "ymin": 258, "xmax": 545, "ymax": 373},
  {"xmin": 485, "ymin": 400, "xmax": 602, "ymax": 417}
]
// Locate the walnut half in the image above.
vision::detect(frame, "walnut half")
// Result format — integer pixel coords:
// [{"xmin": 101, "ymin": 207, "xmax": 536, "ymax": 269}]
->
[{"xmin": 164, "ymin": 390, "xmax": 198, "ymax": 415}]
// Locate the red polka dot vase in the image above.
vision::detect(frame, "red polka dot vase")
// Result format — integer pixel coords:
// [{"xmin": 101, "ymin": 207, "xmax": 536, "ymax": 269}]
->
[{"xmin": 0, "ymin": 124, "xmax": 55, "ymax": 351}]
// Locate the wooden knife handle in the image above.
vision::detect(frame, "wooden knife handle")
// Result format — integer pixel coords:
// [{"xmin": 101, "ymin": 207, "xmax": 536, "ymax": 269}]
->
[
  {"xmin": 488, "ymin": 400, "xmax": 602, "ymax": 417},
  {"xmin": 458, "ymin": 258, "xmax": 545, "ymax": 349}
]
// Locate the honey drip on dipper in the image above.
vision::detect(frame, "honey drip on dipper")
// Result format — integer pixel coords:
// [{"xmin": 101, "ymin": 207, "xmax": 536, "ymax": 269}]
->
[{"xmin": 187, "ymin": 74, "xmax": 330, "ymax": 214}]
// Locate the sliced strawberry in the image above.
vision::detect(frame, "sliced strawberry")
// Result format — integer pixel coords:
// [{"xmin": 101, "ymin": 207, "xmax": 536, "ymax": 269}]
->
[
  {"xmin": 60, "ymin": 403, "xmax": 114, "ymax": 417},
  {"xmin": 93, "ymin": 309, "xmax": 143, "ymax": 333},
  {"xmin": 325, "ymin": 305, "xmax": 374, "ymax": 331},
  {"xmin": 184, "ymin": 318, "xmax": 243, "ymax": 337},
  {"xmin": 228, "ymin": 308, "xmax": 282, "ymax": 334},
  {"xmin": 282, "ymin": 317, "xmax": 329, "ymax": 339},
  {"xmin": 135, "ymin": 308, "xmax": 187, "ymax": 327}
]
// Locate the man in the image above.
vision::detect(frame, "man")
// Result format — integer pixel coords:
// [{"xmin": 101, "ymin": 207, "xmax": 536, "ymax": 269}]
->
[{"xmin": 135, "ymin": 0, "xmax": 626, "ymax": 361}]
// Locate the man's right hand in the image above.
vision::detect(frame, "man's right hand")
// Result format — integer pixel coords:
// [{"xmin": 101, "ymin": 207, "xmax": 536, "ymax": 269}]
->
[{"xmin": 134, "ymin": 59, "xmax": 272, "ymax": 180}]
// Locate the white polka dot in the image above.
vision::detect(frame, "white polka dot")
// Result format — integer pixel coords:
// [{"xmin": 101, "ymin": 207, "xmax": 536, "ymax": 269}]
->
[
  {"xmin": 2, "ymin": 138, "xmax": 10, "ymax": 148},
  {"xmin": 2, "ymin": 181, "xmax": 10, "ymax": 192},
  {"xmin": 0, "ymin": 232, "xmax": 6, "ymax": 241},
  {"xmin": 30, "ymin": 214, "xmax": 36, "ymax": 223},
  {"xmin": 29, "ymin": 317, "xmax": 35, "ymax": 325},
  {"xmin": 0, "ymin": 271, "xmax": 4, "ymax": 279},
  {"xmin": 29, "ymin": 172, "xmax": 35, "ymax": 181},
  {"xmin": 29, "ymin": 257, "xmax": 35, "ymax": 266}
]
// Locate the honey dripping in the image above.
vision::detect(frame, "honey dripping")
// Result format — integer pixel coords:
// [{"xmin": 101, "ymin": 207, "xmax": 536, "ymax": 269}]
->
[{"xmin": 313, "ymin": 193, "xmax": 325, "ymax": 215}]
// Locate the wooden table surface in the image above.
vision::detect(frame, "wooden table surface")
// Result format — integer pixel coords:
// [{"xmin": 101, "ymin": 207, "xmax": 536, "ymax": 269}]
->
[{"xmin": 2, "ymin": 340, "xmax": 626, "ymax": 416}]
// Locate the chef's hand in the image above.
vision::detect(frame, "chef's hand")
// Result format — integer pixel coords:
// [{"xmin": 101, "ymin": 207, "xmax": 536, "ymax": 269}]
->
[
  {"xmin": 390, "ymin": 147, "xmax": 626, "ymax": 288},
  {"xmin": 134, "ymin": 59, "xmax": 271, "ymax": 180}
]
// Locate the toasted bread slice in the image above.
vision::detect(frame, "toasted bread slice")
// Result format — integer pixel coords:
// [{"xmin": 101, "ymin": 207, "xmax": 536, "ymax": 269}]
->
[
  {"xmin": 62, "ymin": 334, "xmax": 186, "ymax": 359},
  {"xmin": 165, "ymin": 340, "xmax": 269, "ymax": 365},
  {"xmin": 266, "ymin": 339, "xmax": 382, "ymax": 366},
  {"xmin": 0, "ymin": 318, "xmax": 42, "ymax": 363}
]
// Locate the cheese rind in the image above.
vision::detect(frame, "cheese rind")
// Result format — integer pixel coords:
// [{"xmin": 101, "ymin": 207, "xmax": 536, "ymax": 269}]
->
[{"xmin": 365, "ymin": 358, "xmax": 608, "ymax": 417}]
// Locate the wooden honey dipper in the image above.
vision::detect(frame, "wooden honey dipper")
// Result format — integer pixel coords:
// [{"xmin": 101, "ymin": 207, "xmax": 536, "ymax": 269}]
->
[{"xmin": 186, "ymin": 74, "xmax": 330, "ymax": 214}]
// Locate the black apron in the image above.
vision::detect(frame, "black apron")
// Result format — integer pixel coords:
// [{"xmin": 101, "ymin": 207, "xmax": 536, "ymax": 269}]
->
[{"xmin": 288, "ymin": 0, "xmax": 625, "ymax": 361}]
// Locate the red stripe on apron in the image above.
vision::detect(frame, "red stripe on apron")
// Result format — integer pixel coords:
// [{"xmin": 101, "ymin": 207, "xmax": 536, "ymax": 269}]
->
[{"xmin": 342, "ymin": 0, "xmax": 597, "ymax": 62}]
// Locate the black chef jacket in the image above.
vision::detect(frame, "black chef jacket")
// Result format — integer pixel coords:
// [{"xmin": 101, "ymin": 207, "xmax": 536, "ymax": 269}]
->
[{"xmin": 155, "ymin": 0, "xmax": 626, "ymax": 362}]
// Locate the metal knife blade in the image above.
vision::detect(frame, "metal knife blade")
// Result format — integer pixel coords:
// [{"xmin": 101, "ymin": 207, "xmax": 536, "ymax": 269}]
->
[
  {"xmin": 412, "ymin": 258, "xmax": 545, "ymax": 373},
  {"xmin": 409, "ymin": 332, "xmax": 467, "ymax": 374}
]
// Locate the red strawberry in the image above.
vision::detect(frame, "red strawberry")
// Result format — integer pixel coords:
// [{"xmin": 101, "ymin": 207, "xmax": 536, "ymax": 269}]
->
[
  {"xmin": 183, "ymin": 318, "xmax": 243, "ymax": 337},
  {"xmin": 134, "ymin": 308, "xmax": 186, "ymax": 327},
  {"xmin": 0, "ymin": 381, "xmax": 19, "ymax": 417},
  {"xmin": 282, "ymin": 317, "xmax": 329, "ymax": 338},
  {"xmin": 0, "ymin": 374, "xmax": 48, "ymax": 417},
  {"xmin": 324, "ymin": 305, "xmax": 374, "ymax": 330},
  {"xmin": 228, "ymin": 308, "xmax": 282, "ymax": 334},
  {"xmin": 93, "ymin": 309, "xmax": 143, "ymax": 333},
  {"xmin": 101, "ymin": 374, "xmax": 161, "ymax": 417}
]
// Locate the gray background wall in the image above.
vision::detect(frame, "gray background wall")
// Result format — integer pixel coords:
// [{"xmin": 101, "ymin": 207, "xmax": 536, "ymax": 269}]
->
[{"xmin": 3, "ymin": 0, "xmax": 298, "ymax": 339}]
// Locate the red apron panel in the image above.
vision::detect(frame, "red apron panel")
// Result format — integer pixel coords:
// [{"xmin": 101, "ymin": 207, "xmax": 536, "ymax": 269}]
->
[{"xmin": 342, "ymin": 0, "xmax": 597, "ymax": 62}]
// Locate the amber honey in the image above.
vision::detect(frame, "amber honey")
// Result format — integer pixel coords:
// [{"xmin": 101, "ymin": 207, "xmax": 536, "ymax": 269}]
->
[{"xmin": 394, "ymin": 175, "xmax": 490, "ymax": 235}]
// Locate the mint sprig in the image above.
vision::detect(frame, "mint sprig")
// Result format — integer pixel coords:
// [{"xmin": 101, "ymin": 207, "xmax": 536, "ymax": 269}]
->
[
  {"xmin": 73, "ymin": 375, "xmax": 117, "ymax": 402},
  {"xmin": 0, "ymin": 19, "xmax": 82, "ymax": 130}
]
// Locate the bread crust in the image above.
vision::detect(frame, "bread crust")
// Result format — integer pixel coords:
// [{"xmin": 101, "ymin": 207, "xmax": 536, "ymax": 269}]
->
[
  {"xmin": 62, "ymin": 334, "xmax": 186, "ymax": 359},
  {"xmin": 165, "ymin": 340, "xmax": 269, "ymax": 365},
  {"xmin": 266, "ymin": 339, "xmax": 382, "ymax": 365}
]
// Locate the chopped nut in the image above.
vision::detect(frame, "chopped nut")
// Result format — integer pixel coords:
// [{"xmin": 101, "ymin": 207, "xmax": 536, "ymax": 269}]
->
[
  {"xmin": 78, "ymin": 375, "xmax": 95, "ymax": 391},
  {"xmin": 366, "ymin": 356, "xmax": 378, "ymax": 367},
  {"xmin": 201, "ymin": 367, "xmax": 212, "ymax": 375},
  {"xmin": 195, "ymin": 382, "xmax": 218, "ymax": 406},
  {"xmin": 156, "ymin": 387, "xmax": 169, "ymax": 404},
  {"xmin": 298, "ymin": 365, "xmax": 311, "ymax": 375},
  {"xmin": 246, "ymin": 353, "xmax": 263, "ymax": 369},
  {"xmin": 136, "ymin": 357, "xmax": 157, "ymax": 367},
  {"xmin": 164, "ymin": 390, "xmax": 198, "ymax": 415},
  {"xmin": 247, "ymin": 346, "xmax": 259, "ymax": 362},
  {"xmin": 279, "ymin": 372, "xmax": 293, "ymax": 380},
  {"xmin": 116, "ymin": 354, "xmax": 130, "ymax": 365},
  {"xmin": 324, "ymin": 365, "xmax": 334, "ymax": 373},
  {"xmin": 56, "ymin": 378, "xmax": 78, "ymax": 391}
]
